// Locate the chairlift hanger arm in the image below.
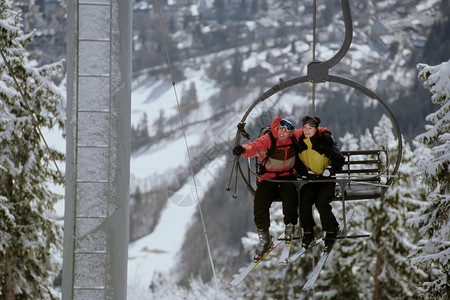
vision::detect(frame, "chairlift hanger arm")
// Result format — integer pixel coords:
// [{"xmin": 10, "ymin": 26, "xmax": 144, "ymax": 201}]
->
[
  {"xmin": 327, "ymin": 0, "xmax": 353, "ymax": 69},
  {"xmin": 307, "ymin": 0, "xmax": 353, "ymax": 83}
]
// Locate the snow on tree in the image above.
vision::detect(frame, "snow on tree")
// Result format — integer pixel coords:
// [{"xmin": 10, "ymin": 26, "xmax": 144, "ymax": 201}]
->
[
  {"xmin": 130, "ymin": 271, "xmax": 243, "ymax": 300},
  {"xmin": 0, "ymin": 1, "xmax": 65, "ymax": 299},
  {"xmin": 368, "ymin": 117, "xmax": 428, "ymax": 299},
  {"xmin": 408, "ymin": 59, "xmax": 450, "ymax": 299},
  {"xmin": 339, "ymin": 132, "xmax": 360, "ymax": 151},
  {"xmin": 307, "ymin": 116, "xmax": 427, "ymax": 299},
  {"xmin": 228, "ymin": 115, "xmax": 435, "ymax": 299}
]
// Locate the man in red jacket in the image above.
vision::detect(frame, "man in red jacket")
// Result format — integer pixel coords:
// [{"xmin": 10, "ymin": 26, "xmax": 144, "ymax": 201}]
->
[{"xmin": 233, "ymin": 115, "xmax": 302, "ymax": 259}]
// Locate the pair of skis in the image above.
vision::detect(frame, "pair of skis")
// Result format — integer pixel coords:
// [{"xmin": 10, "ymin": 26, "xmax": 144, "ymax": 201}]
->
[
  {"xmin": 229, "ymin": 231, "xmax": 313, "ymax": 287},
  {"xmin": 230, "ymin": 209, "xmax": 354, "ymax": 289},
  {"xmin": 229, "ymin": 233, "xmax": 285, "ymax": 287},
  {"xmin": 302, "ymin": 209, "xmax": 354, "ymax": 290}
]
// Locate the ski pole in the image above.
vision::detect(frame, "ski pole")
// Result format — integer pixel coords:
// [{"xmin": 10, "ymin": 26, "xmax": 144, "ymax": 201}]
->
[
  {"xmin": 226, "ymin": 156, "xmax": 237, "ymax": 191},
  {"xmin": 232, "ymin": 158, "xmax": 239, "ymax": 198},
  {"xmin": 227, "ymin": 122, "xmax": 249, "ymax": 195}
]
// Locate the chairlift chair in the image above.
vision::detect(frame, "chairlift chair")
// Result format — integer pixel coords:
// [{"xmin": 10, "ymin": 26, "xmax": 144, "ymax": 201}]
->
[{"xmin": 228, "ymin": 0, "xmax": 403, "ymax": 239}]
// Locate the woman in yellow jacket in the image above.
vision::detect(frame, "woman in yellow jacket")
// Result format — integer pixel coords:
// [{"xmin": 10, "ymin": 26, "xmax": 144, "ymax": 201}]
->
[{"xmin": 295, "ymin": 115, "xmax": 345, "ymax": 252}]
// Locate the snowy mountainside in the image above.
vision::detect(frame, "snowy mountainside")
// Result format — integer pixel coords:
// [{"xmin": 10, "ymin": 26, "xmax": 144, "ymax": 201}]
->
[{"xmin": 130, "ymin": 67, "xmax": 227, "ymax": 190}]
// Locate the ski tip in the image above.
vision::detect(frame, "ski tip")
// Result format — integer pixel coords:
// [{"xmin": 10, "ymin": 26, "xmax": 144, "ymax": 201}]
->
[
  {"xmin": 278, "ymin": 254, "xmax": 289, "ymax": 265},
  {"xmin": 229, "ymin": 281, "xmax": 240, "ymax": 287}
]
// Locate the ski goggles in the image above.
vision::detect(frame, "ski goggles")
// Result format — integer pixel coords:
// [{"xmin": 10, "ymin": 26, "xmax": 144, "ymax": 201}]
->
[
  {"xmin": 279, "ymin": 119, "xmax": 295, "ymax": 131},
  {"xmin": 301, "ymin": 115, "xmax": 319, "ymax": 127}
]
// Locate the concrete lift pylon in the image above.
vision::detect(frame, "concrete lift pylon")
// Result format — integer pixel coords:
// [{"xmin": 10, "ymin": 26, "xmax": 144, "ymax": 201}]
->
[{"xmin": 62, "ymin": 0, "xmax": 132, "ymax": 299}]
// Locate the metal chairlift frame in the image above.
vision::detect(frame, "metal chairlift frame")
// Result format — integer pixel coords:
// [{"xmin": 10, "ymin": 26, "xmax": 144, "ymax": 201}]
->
[{"xmin": 230, "ymin": 0, "xmax": 403, "ymax": 238}]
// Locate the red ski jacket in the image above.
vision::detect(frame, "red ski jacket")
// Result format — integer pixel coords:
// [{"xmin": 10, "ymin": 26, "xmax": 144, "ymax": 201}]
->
[{"xmin": 241, "ymin": 116, "xmax": 330, "ymax": 181}]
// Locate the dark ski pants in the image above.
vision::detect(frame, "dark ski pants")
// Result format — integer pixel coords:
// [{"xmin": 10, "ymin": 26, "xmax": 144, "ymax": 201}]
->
[
  {"xmin": 299, "ymin": 182, "xmax": 339, "ymax": 232},
  {"xmin": 253, "ymin": 179, "xmax": 298, "ymax": 231}
]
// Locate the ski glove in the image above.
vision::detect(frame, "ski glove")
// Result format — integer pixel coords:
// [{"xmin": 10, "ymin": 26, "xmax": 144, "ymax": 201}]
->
[
  {"xmin": 232, "ymin": 145, "xmax": 246, "ymax": 156},
  {"xmin": 322, "ymin": 169, "xmax": 331, "ymax": 177}
]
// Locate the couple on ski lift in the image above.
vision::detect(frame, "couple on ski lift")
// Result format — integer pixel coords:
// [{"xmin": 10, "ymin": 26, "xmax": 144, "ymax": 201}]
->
[{"xmin": 232, "ymin": 114, "xmax": 345, "ymax": 258}]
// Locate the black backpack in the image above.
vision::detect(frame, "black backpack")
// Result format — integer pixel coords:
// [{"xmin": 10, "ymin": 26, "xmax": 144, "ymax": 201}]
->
[
  {"xmin": 255, "ymin": 126, "xmax": 305, "ymax": 176},
  {"xmin": 255, "ymin": 126, "xmax": 276, "ymax": 175}
]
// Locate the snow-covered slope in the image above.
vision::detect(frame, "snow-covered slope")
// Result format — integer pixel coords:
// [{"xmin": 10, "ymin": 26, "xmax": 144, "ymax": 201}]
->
[
  {"xmin": 127, "ymin": 158, "xmax": 223, "ymax": 298},
  {"xmin": 127, "ymin": 68, "xmax": 230, "ymax": 297}
]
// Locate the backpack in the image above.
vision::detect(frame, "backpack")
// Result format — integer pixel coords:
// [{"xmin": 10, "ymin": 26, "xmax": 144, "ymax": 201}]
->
[
  {"xmin": 255, "ymin": 126, "xmax": 303, "ymax": 176},
  {"xmin": 255, "ymin": 126, "xmax": 275, "ymax": 175}
]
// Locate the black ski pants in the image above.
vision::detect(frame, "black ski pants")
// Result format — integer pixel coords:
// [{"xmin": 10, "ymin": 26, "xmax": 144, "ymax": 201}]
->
[
  {"xmin": 299, "ymin": 181, "xmax": 339, "ymax": 232},
  {"xmin": 253, "ymin": 178, "xmax": 298, "ymax": 231}
]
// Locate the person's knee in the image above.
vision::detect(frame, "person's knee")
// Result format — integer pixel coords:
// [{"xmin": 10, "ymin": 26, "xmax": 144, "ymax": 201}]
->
[{"xmin": 315, "ymin": 200, "xmax": 332, "ymax": 211}]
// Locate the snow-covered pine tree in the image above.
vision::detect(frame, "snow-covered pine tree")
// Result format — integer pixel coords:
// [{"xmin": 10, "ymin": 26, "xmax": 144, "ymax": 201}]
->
[
  {"xmin": 408, "ymin": 59, "xmax": 450, "ymax": 299},
  {"xmin": 313, "ymin": 116, "xmax": 428, "ymax": 299},
  {"xmin": 0, "ymin": 1, "xmax": 65, "ymax": 299},
  {"xmin": 367, "ymin": 116, "xmax": 428, "ymax": 299},
  {"xmin": 140, "ymin": 271, "xmax": 242, "ymax": 300}
]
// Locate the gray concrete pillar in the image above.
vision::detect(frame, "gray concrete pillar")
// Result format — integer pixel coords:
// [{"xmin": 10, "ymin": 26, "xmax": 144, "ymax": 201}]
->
[{"xmin": 63, "ymin": 0, "xmax": 132, "ymax": 299}]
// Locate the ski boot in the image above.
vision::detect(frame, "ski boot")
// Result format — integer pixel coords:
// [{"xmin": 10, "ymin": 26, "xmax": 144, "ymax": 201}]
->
[
  {"xmin": 302, "ymin": 228, "xmax": 314, "ymax": 249},
  {"xmin": 284, "ymin": 223, "xmax": 295, "ymax": 241},
  {"xmin": 254, "ymin": 229, "xmax": 272, "ymax": 261},
  {"xmin": 324, "ymin": 229, "xmax": 338, "ymax": 253}
]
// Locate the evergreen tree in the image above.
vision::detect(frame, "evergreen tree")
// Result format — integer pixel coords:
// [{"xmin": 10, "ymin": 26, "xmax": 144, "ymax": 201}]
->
[
  {"xmin": 181, "ymin": 82, "xmax": 199, "ymax": 114},
  {"xmin": 251, "ymin": 0, "xmax": 258, "ymax": 13},
  {"xmin": 368, "ymin": 117, "xmax": 427, "ymax": 299},
  {"xmin": 155, "ymin": 110, "xmax": 164, "ymax": 136},
  {"xmin": 290, "ymin": 40, "xmax": 296, "ymax": 55},
  {"xmin": 339, "ymin": 132, "xmax": 360, "ymax": 151},
  {"xmin": 214, "ymin": 0, "xmax": 225, "ymax": 24},
  {"xmin": 140, "ymin": 112, "xmax": 150, "ymax": 138},
  {"xmin": 144, "ymin": 272, "xmax": 242, "ymax": 299},
  {"xmin": 260, "ymin": 0, "xmax": 269, "ymax": 11},
  {"xmin": 343, "ymin": 117, "xmax": 427, "ymax": 300},
  {"xmin": 230, "ymin": 51, "xmax": 245, "ymax": 87},
  {"xmin": 408, "ymin": 60, "xmax": 450, "ymax": 299},
  {"xmin": 0, "ymin": 1, "xmax": 65, "ymax": 299},
  {"xmin": 310, "ymin": 117, "xmax": 427, "ymax": 299}
]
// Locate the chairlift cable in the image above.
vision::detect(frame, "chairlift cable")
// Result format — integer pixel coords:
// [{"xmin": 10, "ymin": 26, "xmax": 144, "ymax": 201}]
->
[
  {"xmin": 311, "ymin": 0, "xmax": 317, "ymax": 115},
  {"xmin": 0, "ymin": 47, "xmax": 63, "ymax": 177},
  {"xmin": 154, "ymin": 0, "xmax": 221, "ymax": 294}
]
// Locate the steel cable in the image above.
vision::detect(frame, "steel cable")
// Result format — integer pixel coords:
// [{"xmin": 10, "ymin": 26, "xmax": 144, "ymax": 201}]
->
[{"xmin": 154, "ymin": 0, "xmax": 221, "ymax": 294}]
